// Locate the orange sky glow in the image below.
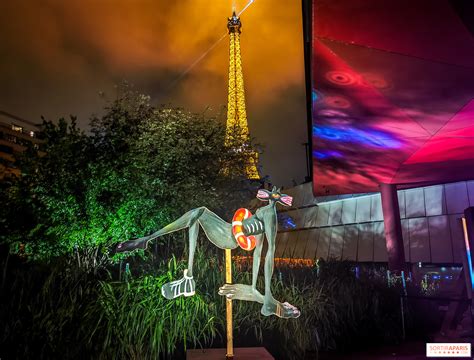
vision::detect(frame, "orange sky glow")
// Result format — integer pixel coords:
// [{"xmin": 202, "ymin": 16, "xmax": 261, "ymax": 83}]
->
[{"xmin": 0, "ymin": 0, "xmax": 308, "ymax": 185}]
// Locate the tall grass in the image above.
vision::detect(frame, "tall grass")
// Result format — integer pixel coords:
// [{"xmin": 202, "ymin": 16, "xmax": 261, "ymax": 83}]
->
[
  {"xmin": 0, "ymin": 257, "xmax": 101, "ymax": 359},
  {"xmin": 88, "ymin": 257, "xmax": 217, "ymax": 359},
  {"xmin": 0, "ymin": 248, "xmax": 406, "ymax": 360}
]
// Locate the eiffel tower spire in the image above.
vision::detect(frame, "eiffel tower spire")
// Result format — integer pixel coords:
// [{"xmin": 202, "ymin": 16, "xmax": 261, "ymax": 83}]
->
[{"xmin": 226, "ymin": 11, "xmax": 259, "ymax": 179}]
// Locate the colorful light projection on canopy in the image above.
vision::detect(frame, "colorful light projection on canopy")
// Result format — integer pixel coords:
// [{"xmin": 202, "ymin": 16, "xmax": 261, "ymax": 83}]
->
[{"xmin": 311, "ymin": 0, "xmax": 474, "ymax": 195}]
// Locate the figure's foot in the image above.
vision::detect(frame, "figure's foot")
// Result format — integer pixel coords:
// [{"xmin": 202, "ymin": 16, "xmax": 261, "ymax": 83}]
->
[
  {"xmin": 114, "ymin": 238, "xmax": 147, "ymax": 253},
  {"xmin": 161, "ymin": 269, "xmax": 195, "ymax": 300},
  {"xmin": 261, "ymin": 300, "xmax": 300, "ymax": 319},
  {"xmin": 218, "ymin": 284, "xmax": 264, "ymax": 303}
]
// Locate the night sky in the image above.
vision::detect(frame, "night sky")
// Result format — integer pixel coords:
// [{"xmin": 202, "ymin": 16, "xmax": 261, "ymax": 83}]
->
[{"xmin": 0, "ymin": 0, "xmax": 308, "ymax": 186}]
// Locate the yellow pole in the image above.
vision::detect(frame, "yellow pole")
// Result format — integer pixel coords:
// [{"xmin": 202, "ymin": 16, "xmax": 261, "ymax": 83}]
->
[{"xmin": 225, "ymin": 248, "xmax": 233, "ymax": 359}]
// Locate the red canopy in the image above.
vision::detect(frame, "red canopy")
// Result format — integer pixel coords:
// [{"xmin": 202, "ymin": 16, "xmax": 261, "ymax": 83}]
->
[{"xmin": 312, "ymin": 0, "xmax": 474, "ymax": 195}]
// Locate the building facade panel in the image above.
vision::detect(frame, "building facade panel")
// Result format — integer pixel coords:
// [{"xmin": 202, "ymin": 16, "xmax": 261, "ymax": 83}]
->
[
  {"xmin": 373, "ymin": 221, "xmax": 388, "ymax": 262},
  {"xmin": 445, "ymin": 182, "xmax": 469, "ymax": 214},
  {"xmin": 401, "ymin": 219, "xmax": 410, "ymax": 262},
  {"xmin": 355, "ymin": 197, "xmax": 371, "ymax": 223},
  {"xmin": 304, "ymin": 206, "xmax": 319, "ymax": 227},
  {"xmin": 357, "ymin": 223, "xmax": 374, "ymax": 262},
  {"xmin": 449, "ymin": 214, "xmax": 465, "ymax": 263},
  {"xmin": 467, "ymin": 180, "xmax": 474, "ymax": 207},
  {"xmin": 315, "ymin": 204, "xmax": 330, "ymax": 226},
  {"xmin": 303, "ymin": 229, "xmax": 320, "ymax": 259},
  {"xmin": 276, "ymin": 180, "xmax": 473, "ymax": 265},
  {"xmin": 398, "ymin": 191, "xmax": 406, "ymax": 219},
  {"xmin": 424, "ymin": 185, "xmax": 447, "ymax": 216},
  {"xmin": 370, "ymin": 195, "xmax": 383, "ymax": 222},
  {"xmin": 328, "ymin": 225, "xmax": 344, "ymax": 259},
  {"xmin": 408, "ymin": 218, "xmax": 430, "ymax": 262},
  {"xmin": 316, "ymin": 228, "xmax": 331, "ymax": 260},
  {"xmin": 293, "ymin": 230, "xmax": 310, "ymax": 258},
  {"xmin": 328, "ymin": 201, "xmax": 343, "ymax": 225},
  {"xmin": 283, "ymin": 231, "xmax": 300, "ymax": 258},
  {"xmin": 405, "ymin": 188, "xmax": 426, "ymax": 218},
  {"xmin": 341, "ymin": 224, "xmax": 358, "ymax": 261},
  {"xmin": 428, "ymin": 215, "xmax": 454, "ymax": 263},
  {"xmin": 341, "ymin": 198, "xmax": 357, "ymax": 224},
  {"xmin": 275, "ymin": 232, "xmax": 289, "ymax": 258},
  {"xmin": 300, "ymin": 183, "xmax": 315, "ymax": 206}
]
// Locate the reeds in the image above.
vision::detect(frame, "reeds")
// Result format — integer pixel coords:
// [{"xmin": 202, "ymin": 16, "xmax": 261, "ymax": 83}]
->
[
  {"xmin": 0, "ymin": 250, "xmax": 406, "ymax": 360},
  {"xmin": 89, "ymin": 257, "xmax": 217, "ymax": 359}
]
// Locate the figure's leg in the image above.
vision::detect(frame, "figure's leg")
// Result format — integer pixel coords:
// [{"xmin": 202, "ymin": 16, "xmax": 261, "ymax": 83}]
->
[
  {"xmin": 187, "ymin": 221, "xmax": 198, "ymax": 277},
  {"xmin": 115, "ymin": 207, "xmax": 208, "ymax": 252},
  {"xmin": 218, "ymin": 234, "xmax": 264, "ymax": 303},
  {"xmin": 252, "ymin": 234, "xmax": 263, "ymax": 291},
  {"xmin": 260, "ymin": 222, "xmax": 300, "ymax": 319},
  {"xmin": 161, "ymin": 222, "xmax": 198, "ymax": 300},
  {"xmin": 116, "ymin": 206, "xmax": 239, "ymax": 300},
  {"xmin": 262, "ymin": 235, "xmax": 276, "ymax": 309},
  {"xmin": 116, "ymin": 206, "xmax": 238, "ymax": 253},
  {"xmin": 162, "ymin": 208, "xmax": 241, "ymax": 300}
]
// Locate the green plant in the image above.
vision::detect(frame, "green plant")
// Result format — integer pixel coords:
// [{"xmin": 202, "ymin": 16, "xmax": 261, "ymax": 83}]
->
[
  {"xmin": 0, "ymin": 247, "xmax": 407, "ymax": 360},
  {"xmin": 0, "ymin": 85, "xmax": 257, "ymax": 268},
  {"xmin": 88, "ymin": 257, "xmax": 217, "ymax": 359}
]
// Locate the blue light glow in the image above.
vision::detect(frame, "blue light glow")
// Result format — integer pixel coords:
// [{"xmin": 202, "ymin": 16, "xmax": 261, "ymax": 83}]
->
[
  {"xmin": 313, "ymin": 150, "xmax": 343, "ymax": 159},
  {"xmin": 313, "ymin": 125, "xmax": 401, "ymax": 149},
  {"xmin": 277, "ymin": 214, "xmax": 296, "ymax": 230},
  {"xmin": 312, "ymin": 90, "xmax": 319, "ymax": 103},
  {"xmin": 462, "ymin": 217, "xmax": 474, "ymax": 291},
  {"xmin": 466, "ymin": 249, "xmax": 474, "ymax": 290}
]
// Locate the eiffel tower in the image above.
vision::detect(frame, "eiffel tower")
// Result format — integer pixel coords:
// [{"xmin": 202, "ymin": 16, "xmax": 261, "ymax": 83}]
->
[{"xmin": 226, "ymin": 11, "xmax": 259, "ymax": 180}]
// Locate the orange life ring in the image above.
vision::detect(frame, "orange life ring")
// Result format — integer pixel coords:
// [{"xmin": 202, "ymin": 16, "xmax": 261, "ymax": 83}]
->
[{"xmin": 232, "ymin": 208, "xmax": 257, "ymax": 251}]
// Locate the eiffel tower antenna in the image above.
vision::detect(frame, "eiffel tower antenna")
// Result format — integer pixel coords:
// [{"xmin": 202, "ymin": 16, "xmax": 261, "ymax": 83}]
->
[{"xmin": 226, "ymin": 11, "xmax": 259, "ymax": 179}]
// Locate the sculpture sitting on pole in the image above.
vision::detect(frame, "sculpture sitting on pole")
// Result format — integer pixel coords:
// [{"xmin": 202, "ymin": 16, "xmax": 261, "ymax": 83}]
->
[{"xmin": 116, "ymin": 186, "xmax": 301, "ymax": 319}]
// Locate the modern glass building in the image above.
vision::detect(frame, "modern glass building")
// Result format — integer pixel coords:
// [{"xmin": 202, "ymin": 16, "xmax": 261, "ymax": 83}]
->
[{"xmin": 287, "ymin": 0, "xmax": 474, "ymax": 270}]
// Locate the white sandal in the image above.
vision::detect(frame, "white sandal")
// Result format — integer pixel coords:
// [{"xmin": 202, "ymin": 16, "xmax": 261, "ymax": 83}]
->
[{"xmin": 161, "ymin": 269, "xmax": 196, "ymax": 299}]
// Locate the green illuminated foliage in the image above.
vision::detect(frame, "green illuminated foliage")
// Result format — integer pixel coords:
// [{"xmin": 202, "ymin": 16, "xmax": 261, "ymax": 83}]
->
[{"xmin": 0, "ymin": 85, "xmax": 257, "ymax": 266}]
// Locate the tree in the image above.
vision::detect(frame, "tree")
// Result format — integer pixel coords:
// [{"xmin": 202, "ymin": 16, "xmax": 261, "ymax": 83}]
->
[{"xmin": 0, "ymin": 86, "xmax": 259, "ymax": 268}]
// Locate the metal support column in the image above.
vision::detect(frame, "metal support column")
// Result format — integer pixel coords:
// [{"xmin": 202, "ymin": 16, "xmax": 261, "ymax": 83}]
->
[{"xmin": 380, "ymin": 183, "xmax": 406, "ymax": 272}]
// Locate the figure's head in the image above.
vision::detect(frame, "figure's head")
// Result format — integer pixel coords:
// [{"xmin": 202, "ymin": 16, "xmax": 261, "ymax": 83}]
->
[{"xmin": 256, "ymin": 186, "xmax": 293, "ymax": 207}]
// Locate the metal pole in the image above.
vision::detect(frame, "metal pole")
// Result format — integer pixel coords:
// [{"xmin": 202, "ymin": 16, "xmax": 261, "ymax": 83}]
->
[{"xmin": 225, "ymin": 248, "xmax": 234, "ymax": 359}]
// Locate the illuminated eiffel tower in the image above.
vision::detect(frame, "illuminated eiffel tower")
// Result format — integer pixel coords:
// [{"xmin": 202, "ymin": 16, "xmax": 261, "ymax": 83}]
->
[{"xmin": 226, "ymin": 11, "xmax": 259, "ymax": 179}]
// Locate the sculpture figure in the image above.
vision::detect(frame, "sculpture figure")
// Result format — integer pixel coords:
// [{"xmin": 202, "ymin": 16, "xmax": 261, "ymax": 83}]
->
[{"xmin": 116, "ymin": 187, "xmax": 300, "ymax": 319}]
